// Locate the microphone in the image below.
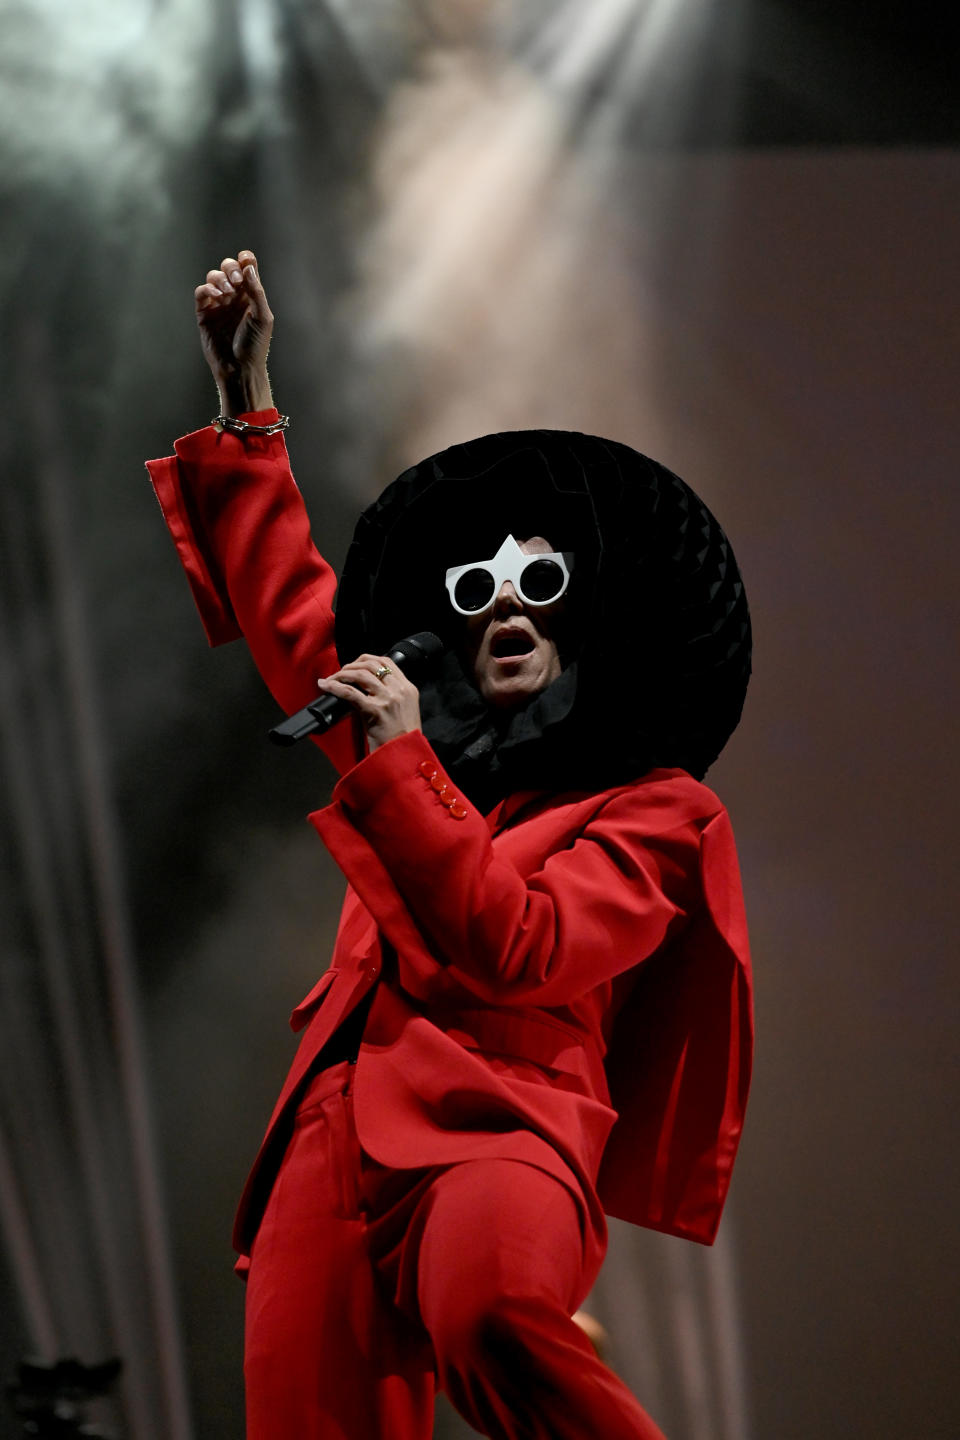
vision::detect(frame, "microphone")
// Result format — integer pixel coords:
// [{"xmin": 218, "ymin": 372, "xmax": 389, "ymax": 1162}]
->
[{"xmin": 268, "ymin": 631, "xmax": 446, "ymax": 747}]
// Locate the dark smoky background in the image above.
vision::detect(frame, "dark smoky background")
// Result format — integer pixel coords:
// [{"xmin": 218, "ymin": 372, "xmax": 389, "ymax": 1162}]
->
[{"xmin": 0, "ymin": 3, "xmax": 957, "ymax": 1438}]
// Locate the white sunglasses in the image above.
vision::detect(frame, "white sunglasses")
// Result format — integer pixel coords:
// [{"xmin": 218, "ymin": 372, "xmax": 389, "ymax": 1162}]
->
[{"xmin": 445, "ymin": 534, "xmax": 574, "ymax": 617}]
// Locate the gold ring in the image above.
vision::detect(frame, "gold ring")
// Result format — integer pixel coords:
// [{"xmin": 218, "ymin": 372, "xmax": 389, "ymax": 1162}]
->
[{"xmin": 374, "ymin": 664, "xmax": 392, "ymax": 680}]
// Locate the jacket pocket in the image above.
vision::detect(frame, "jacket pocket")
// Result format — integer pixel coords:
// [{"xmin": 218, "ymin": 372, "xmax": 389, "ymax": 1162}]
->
[{"xmin": 289, "ymin": 968, "xmax": 339, "ymax": 1033}]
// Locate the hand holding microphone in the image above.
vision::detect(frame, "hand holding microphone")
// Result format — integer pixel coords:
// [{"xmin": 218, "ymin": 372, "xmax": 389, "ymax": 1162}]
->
[{"xmin": 269, "ymin": 632, "xmax": 445, "ymax": 751}]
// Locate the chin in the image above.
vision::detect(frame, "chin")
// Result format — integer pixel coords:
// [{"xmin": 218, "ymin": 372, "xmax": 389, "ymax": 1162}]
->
[
  {"xmin": 481, "ymin": 672, "xmax": 547, "ymax": 709},
  {"xmin": 484, "ymin": 686, "xmax": 532, "ymax": 710}
]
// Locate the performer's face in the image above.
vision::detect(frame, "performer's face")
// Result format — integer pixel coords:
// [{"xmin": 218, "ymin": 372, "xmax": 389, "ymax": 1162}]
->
[{"xmin": 459, "ymin": 536, "xmax": 565, "ymax": 709}]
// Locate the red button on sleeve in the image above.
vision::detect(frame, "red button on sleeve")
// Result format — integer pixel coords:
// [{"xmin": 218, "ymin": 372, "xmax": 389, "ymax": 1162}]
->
[
  {"xmin": 418, "ymin": 760, "xmax": 438, "ymax": 780},
  {"xmin": 430, "ymin": 774, "xmax": 446, "ymax": 792},
  {"xmin": 449, "ymin": 802, "xmax": 468, "ymax": 820},
  {"xmin": 437, "ymin": 786, "xmax": 455, "ymax": 806}
]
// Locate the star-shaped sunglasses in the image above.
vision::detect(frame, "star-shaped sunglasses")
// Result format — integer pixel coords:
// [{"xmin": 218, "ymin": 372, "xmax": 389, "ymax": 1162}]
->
[{"xmin": 445, "ymin": 534, "xmax": 574, "ymax": 617}]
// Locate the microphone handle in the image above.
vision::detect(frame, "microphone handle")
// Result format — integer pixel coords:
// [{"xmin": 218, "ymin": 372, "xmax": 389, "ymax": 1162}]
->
[{"xmin": 268, "ymin": 632, "xmax": 444, "ymax": 747}]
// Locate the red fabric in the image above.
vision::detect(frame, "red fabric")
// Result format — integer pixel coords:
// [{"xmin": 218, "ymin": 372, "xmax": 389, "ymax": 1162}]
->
[
  {"xmin": 244, "ymin": 1060, "xmax": 667, "ymax": 1440},
  {"xmin": 146, "ymin": 411, "xmax": 358, "ymax": 774},
  {"xmin": 146, "ymin": 424, "xmax": 753, "ymax": 1248},
  {"xmin": 243, "ymin": 1062, "xmax": 434, "ymax": 1440}
]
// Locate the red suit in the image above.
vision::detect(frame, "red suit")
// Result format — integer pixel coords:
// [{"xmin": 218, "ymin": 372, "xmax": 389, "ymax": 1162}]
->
[{"xmin": 147, "ymin": 416, "xmax": 753, "ymax": 1440}]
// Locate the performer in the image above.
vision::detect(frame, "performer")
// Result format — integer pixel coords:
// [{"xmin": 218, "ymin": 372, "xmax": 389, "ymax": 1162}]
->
[{"xmin": 147, "ymin": 251, "xmax": 754, "ymax": 1440}]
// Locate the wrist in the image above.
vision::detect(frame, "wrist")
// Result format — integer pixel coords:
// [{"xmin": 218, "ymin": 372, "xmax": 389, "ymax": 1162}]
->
[{"xmin": 216, "ymin": 367, "xmax": 274, "ymax": 417}]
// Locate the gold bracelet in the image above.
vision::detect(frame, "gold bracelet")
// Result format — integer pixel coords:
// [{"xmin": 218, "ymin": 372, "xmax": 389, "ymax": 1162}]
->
[{"xmin": 212, "ymin": 413, "xmax": 290, "ymax": 435}]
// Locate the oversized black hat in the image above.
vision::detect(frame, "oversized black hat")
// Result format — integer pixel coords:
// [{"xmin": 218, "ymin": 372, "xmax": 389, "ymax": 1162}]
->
[{"xmin": 336, "ymin": 430, "xmax": 751, "ymax": 811}]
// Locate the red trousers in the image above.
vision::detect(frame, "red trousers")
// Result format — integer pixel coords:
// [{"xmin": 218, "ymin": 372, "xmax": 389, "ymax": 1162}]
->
[{"xmin": 243, "ymin": 1061, "xmax": 667, "ymax": 1440}]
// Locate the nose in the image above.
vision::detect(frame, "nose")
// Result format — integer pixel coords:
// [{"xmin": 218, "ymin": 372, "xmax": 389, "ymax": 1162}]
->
[{"xmin": 492, "ymin": 580, "xmax": 523, "ymax": 617}]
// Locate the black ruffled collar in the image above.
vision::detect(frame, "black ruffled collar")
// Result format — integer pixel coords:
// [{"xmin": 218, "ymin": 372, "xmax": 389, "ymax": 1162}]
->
[{"xmin": 417, "ymin": 650, "xmax": 581, "ymax": 814}]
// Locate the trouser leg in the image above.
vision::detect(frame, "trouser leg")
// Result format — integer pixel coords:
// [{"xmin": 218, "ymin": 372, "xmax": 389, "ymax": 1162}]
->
[
  {"xmin": 413, "ymin": 1159, "xmax": 668, "ymax": 1440},
  {"xmin": 243, "ymin": 1062, "xmax": 434, "ymax": 1440}
]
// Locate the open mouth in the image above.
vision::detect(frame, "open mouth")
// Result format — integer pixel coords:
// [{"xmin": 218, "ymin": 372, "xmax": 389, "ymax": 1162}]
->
[{"xmin": 491, "ymin": 633, "xmax": 535, "ymax": 659}]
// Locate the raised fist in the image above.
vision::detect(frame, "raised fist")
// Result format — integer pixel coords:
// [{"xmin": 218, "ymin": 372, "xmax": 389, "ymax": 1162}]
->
[{"xmin": 195, "ymin": 250, "xmax": 273, "ymax": 385}]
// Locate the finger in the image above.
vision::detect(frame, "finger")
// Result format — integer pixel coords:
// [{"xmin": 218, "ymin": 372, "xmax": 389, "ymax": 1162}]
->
[
  {"xmin": 331, "ymin": 658, "xmax": 381, "ymax": 676},
  {"xmin": 348, "ymin": 654, "xmax": 400, "ymax": 678},
  {"xmin": 239, "ymin": 256, "xmax": 270, "ymax": 310},
  {"xmin": 195, "ymin": 281, "xmax": 228, "ymax": 310},
  {"xmin": 331, "ymin": 662, "xmax": 393, "ymax": 690},
  {"xmin": 316, "ymin": 676, "xmax": 378, "ymax": 710},
  {"xmin": 220, "ymin": 255, "xmax": 244, "ymax": 287},
  {"xmin": 206, "ymin": 268, "xmax": 236, "ymax": 296}
]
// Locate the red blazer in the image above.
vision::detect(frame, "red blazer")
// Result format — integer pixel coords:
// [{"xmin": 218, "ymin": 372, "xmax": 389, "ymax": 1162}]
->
[{"xmin": 146, "ymin": 414, "xmax": 753, "ymax": 1250}]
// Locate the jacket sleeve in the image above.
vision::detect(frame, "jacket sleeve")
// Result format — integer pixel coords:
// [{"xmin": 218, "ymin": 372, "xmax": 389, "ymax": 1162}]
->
[
  {"xmin": 145, "ymin": 410, "xmax": 358, "ymax": 775},
  {"xmin": 312, "ymin": 730, "xmax": 716, "ymax": 1008}
]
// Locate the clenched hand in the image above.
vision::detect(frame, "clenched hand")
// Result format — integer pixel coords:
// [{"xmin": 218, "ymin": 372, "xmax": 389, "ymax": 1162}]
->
[{"xmin": 195, "ymin": 250, "xmax": 274, "ymax": 416}]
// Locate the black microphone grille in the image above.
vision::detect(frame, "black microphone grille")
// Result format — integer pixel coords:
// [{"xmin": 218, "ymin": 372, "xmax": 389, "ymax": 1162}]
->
[{"xmin": 386, "ymin": 631, "xmax": 445, "ymax": 673}]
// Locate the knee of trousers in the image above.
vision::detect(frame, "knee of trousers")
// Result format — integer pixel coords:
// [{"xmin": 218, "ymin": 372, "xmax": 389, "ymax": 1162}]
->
[{"xmin": 425, "ymin": 1286, "xmax": 571, "ymax": 1383}]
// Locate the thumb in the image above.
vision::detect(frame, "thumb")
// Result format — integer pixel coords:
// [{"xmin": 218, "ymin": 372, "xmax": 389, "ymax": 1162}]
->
[{"xmin": 238, "ymin": 252, "xmax": 269, "ymax": 309}]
